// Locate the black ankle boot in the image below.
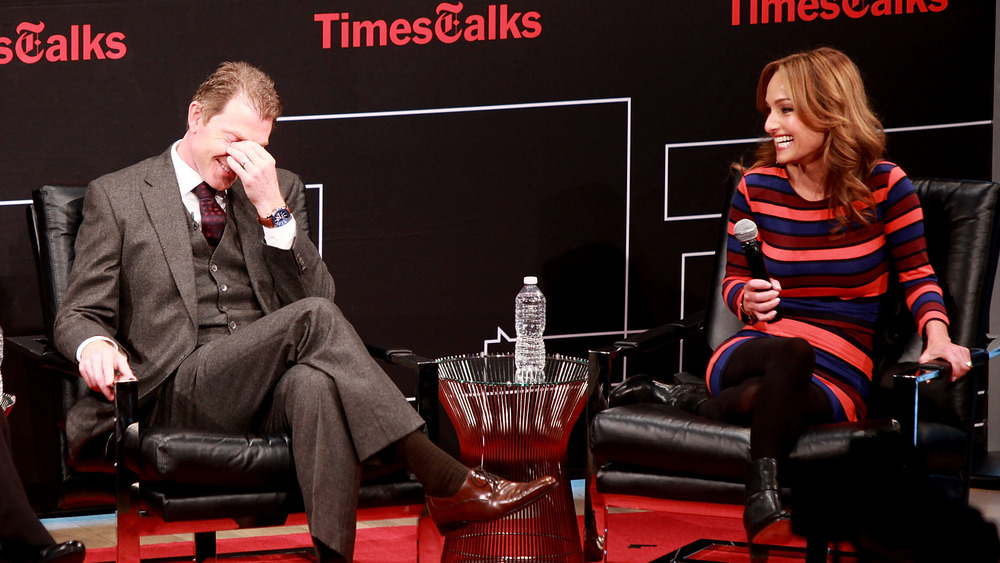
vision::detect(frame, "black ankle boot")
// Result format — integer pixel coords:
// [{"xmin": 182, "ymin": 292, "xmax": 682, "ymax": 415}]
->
[
  {"xmin": 744, "ymin": 458, "xmax": 792, "ymax": 546},
  {"xmin": 608, "ymin": 375, "xmax": 709, "ymax": 412}
]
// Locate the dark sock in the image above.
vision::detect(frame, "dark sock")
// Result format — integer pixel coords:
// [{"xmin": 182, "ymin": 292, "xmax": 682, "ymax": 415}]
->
[{"xmin": 394, "ymin": 430, "xmax": 469, "ymax": 497}]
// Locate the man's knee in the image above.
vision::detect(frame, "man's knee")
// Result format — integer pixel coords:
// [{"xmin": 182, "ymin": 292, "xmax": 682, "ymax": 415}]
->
[
  {"xmin": 296, "ymin": 296, "xmax": 342, "ymax": 323},
  {"xmin": 285, "ymin": 297, "xmax": 347, "ymax": 342}
]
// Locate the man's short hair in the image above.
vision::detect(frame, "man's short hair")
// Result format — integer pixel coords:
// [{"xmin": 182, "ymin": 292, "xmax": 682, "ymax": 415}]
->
[{"xmin": 191, "ymin": 61, "xmax": 282, "ymax": 125}]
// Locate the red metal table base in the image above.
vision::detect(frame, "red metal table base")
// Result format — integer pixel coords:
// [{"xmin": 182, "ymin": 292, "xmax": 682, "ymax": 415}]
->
[{"xmin": 437, "ymin": 354, "xmax": 589, "ymax": 563}]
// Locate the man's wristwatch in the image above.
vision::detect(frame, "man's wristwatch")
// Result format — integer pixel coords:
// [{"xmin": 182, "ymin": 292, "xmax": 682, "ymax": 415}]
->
[{"xmin": 258, "ymin": 206, "xmax": 292, "ymax": 228}]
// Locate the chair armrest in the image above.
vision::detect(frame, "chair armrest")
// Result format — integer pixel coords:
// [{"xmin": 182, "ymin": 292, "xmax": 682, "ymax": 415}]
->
[
  {"xmin": 609, "ymin": 311, "xmax": 705, "ymax": 354},
  {"xmin": 887, "ymin": 348, "xmax": 987, "ymax": 447},
  {"xmin": 587, "ymin": 311, "xmax": 706, "ymax": 402},
  {"xmin": 114, "ymin": 379, "xmax": 140, "ymax": 440},
  {"xmin": 112, "ymin": 379, "xmax": 141, "ymax": 542},
  {"xmin": 5, "ymin": 334, "xmax": 79, "ymax": 381}
]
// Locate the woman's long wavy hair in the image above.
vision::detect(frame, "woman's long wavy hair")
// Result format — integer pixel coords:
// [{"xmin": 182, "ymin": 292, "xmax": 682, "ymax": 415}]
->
[{"xmin": 751, "ymin": 47, "xmax": 886, "ymax": 230}]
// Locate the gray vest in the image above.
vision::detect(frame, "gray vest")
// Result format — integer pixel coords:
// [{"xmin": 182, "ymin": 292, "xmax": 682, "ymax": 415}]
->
[{"xmin": 188, "ymin": 214, "xmax": 264, "ymax": 346}]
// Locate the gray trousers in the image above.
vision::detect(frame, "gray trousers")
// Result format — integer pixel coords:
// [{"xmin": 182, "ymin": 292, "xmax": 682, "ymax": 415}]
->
[{"xmin": 151, "ymin": 297, "xmax": 425, "ymax": 557}]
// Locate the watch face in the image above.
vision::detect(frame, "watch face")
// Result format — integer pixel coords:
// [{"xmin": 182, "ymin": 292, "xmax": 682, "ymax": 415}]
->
[{"xmin": 271, "ymin": 207, "xmax": 292, "ymax": 227}]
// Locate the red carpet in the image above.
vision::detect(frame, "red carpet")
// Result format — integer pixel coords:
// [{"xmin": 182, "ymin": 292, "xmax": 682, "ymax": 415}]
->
[{"xmin": 82, "ymin": 507, "xmax": 759, "ymax": 562}]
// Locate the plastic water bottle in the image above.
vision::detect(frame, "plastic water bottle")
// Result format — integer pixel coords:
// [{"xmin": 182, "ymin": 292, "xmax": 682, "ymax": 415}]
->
[{"xmin": 514, "ymin": 276, "xmax": 546, "ymax": 384}]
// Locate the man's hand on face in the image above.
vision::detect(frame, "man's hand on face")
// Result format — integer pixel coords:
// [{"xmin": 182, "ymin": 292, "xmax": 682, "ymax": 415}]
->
[
  {"xmin": 226, "ymin": 141, "xmax": 287, "ymax": 219},
  {"xmin": 79, "ymin": 340, "xmax": 135, "ymax": 401}
]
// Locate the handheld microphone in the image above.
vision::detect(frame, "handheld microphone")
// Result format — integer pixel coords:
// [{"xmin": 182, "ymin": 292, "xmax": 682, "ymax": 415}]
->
[
  {"xmin": 734, "ymin": 219, "xmax": 770, "ymax": 281},
  {"xmin": 735, "ymin": 218, "xmax": 779, "ymax": 321}
]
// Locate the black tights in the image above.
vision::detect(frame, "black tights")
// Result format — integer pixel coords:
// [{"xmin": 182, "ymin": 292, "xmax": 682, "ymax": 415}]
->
[{"xmin": 696, "ymin": 337, "xmax": 833, "ymax": 461}]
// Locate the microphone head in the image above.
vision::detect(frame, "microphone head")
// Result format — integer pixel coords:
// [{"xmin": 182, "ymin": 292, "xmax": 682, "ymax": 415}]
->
[{"xmin": 734, "ymin": 219, "xmax": 759, "ymax": 244}]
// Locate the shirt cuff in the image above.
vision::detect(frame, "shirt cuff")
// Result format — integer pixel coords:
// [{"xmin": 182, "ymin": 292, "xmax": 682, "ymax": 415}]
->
[
  {"xmin": 262, "ymin": 216, "xmax": 296, "ymax": 250},
  {"xmin": 76, "ymin": 336, "xmax": 119, "ymax": 362}
]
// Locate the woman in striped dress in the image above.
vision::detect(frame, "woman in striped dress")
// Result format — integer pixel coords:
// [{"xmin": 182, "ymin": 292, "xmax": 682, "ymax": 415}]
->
[{"xmin": 690, "ymin": 47, "xmax": 973, "ymax": 547}]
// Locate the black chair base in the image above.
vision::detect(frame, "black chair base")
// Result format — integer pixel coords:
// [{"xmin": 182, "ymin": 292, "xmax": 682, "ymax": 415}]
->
[
  {"xmin": 972, "ymin": 450, "xmax": 1000, "ymax": 490},
  {"xmin": 656, "ymin": 538, "xmax": 857, "ymax": 563}
]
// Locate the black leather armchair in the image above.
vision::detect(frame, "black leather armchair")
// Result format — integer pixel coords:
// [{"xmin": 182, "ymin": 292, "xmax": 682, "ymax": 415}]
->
[
  {"xmin": 6, "ymin": 185, "xmax": 441, "ymax": 562},
  {"xmin": 584, "ymin": 178, "xmax": 1000, "ymax": 562}
]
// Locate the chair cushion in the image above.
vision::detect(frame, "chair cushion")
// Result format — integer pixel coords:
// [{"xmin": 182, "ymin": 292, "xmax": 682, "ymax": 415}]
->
[
  {"xmin": 124, "ymin": 425, "xmax": 427, "ymax": 499},
  {"xmin": 591, "ymin": 404, "xmax": 900, "ymax": 483},
  {"xmin": 129, "ymin": 428, "xmax": 424, "ymax": 522},
  {"xmin": 125, "ymin": 425, "xmax": 295, "ymax": 488},
  {"xmin": 596, "ymin": 466, "xmax": 748, "ymax": 505},
  {"xmin": 143, "ymin": 477, "xmax": 425, "ymax": 523}
]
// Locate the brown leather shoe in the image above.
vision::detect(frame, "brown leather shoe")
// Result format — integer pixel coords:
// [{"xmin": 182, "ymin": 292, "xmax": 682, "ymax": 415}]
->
[{"xmin": 426, "ymin": 470, "xmax": 557, "ymax": 533}]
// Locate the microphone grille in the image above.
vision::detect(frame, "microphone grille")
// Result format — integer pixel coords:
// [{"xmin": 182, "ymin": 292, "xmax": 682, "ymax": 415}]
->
[{"xmin": 734, "ymin": 219, "xmax": 759, "ymax": 244}]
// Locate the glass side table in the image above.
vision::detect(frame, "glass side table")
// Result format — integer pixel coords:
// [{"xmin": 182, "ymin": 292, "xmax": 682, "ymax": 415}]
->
[{"xmin": 436, "ymin": 353, "xmax": 590, "ymax": 563}]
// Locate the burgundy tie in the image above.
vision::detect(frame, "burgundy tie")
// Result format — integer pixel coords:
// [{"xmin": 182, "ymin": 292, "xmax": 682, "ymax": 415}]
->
[{"xmin": 193, "ymin": 182, "xmax": 226, "ymax": 249}]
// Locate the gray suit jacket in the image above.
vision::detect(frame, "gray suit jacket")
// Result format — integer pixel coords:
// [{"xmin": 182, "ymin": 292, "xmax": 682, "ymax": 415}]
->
[{"xmin": 54, "ymin": 147, "xmax": 335, "ymax": 456}]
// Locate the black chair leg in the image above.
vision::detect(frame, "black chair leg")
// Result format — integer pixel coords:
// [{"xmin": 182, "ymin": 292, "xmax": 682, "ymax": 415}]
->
[
  {"xmin": 805, "ymin": 536, "xmax": 828, "ymax": 563},
  {"xmin": 194, "ymin": 532, "xmax": 217, "ymax": 562}
]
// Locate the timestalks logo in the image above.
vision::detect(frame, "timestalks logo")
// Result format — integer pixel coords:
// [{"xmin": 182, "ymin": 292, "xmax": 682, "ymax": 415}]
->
[
  {"xmin": 0, "ymin": 21, "xmax": 126, "ymax": 64},
  {"xmin": 315, "ymin": 2, "xmax": 541, "ymax": 49},
  {"xmin": 732, "ymin": 0, "xmax": 947, "ymax": 25}
]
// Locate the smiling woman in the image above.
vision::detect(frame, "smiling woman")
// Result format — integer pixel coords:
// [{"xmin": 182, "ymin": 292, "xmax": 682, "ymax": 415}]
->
[{"xmin": 643, "ymin": 46, "xmax": 974, "ymax": 556}]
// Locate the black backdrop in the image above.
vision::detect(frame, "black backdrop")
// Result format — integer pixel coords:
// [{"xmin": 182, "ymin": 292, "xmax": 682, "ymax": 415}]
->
[{"xmin": 0, "ymin": 0, "xmax": 994, "ymax": 503}]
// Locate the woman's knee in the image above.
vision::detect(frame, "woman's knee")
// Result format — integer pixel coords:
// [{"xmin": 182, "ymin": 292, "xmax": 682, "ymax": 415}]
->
[
  {"xmin": 732, "ymin": 378, "xmax": 763, "ymax": 415},
  {"xmin": 769, "ymin": 337, "xmax": 815, "ymax": 373}
]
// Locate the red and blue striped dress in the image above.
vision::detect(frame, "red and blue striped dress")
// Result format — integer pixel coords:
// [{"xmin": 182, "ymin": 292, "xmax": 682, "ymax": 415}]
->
[{"xmin": 705, "ymin": 162, "xmax": 949, "ymax": 422}]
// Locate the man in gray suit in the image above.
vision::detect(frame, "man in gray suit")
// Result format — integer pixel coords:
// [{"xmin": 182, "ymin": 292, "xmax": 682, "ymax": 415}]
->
[{"xmin": 53, "ymin": 62, "xmax": 554, "ymax": 562}]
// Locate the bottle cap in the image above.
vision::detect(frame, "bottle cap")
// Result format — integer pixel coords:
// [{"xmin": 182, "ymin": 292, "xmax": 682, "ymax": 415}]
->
[{"xmin": 523, "ymin": 276, "xmax": 538, "ymax": 285}]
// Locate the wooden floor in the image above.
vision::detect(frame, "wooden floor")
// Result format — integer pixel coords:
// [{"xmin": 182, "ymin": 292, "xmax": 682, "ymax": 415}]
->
[{"xmin": 40, "ymin": 482, "xmax": 1000, "ymax": 550}]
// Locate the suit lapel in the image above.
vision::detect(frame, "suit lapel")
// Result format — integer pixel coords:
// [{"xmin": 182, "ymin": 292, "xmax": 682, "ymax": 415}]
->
[
  {"xmin": 228, "ymin": 183, "xmax": 279, "ymax": 313},
  {"xmin": 140, "ymin": 149, "xmax": 199, "ymax": 326}
]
